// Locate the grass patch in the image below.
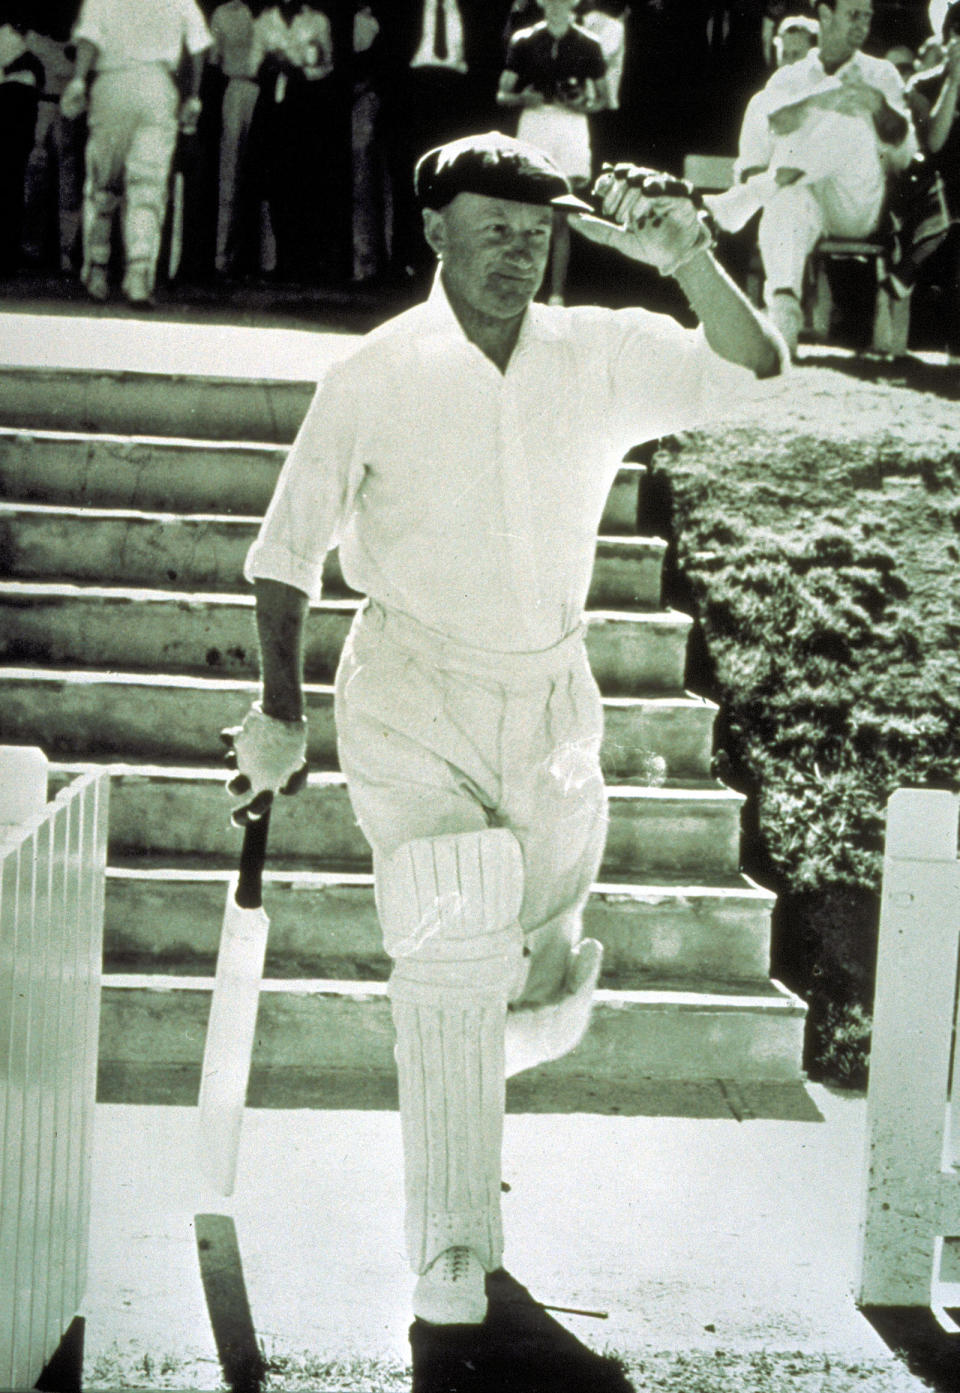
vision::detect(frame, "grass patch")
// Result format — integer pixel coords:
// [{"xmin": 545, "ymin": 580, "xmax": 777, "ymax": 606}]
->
[
  {"xmin": 645, "ymin": 365, "xmax": 960, "ymax": 1086},
  {"xmin": 84, "ymin": 1345, "xmax": 929, "ymax": 1391}
]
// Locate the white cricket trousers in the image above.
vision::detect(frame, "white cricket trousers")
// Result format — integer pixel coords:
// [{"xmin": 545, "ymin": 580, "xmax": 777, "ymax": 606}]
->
[
  {"xmin": 82, "ymin": 65, "xmax": 179, "ymax": 289},
  {"xmin": 758, "ymin": 113, "xmax": 887, "ymax": 303},
  {"xmin": 334, "ymin": 600, "xmax": 609, "ymax": 1273}
]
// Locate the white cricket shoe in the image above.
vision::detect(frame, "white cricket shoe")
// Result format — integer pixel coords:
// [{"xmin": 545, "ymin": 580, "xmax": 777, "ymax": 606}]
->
[
  {"xmin": 505, "ymin": 937, "xmax": 604, "ymax": 1079},
  {"xmin": 123, "ymin": 265, "xmax": 154, "ymax": 306},
  {"xmin": 84, "ymin": 265, "xmax": 109, "ymax": 301},
  {"xmin": 413, "ymin": 1247, "xmax": 488, "ymax": 1325},
  {"xmin": 767, "ymin": 290, "xmax": 803, "ymax": 360}
]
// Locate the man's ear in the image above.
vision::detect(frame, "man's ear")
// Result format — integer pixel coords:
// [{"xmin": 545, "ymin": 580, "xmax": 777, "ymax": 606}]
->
[{"xmin": 422, "ymin": 207, "xmax": 446, "ymax": 259}]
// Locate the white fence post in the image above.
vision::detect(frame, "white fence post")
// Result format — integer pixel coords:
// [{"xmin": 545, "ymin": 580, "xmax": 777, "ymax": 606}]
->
[
  {"xmin": 858, "ymin": 787, "xmax": 960, "ymax": 1308},
  {"xmin": 0, "ymin": 750, "xmax": 109, "ymax": 1390}
]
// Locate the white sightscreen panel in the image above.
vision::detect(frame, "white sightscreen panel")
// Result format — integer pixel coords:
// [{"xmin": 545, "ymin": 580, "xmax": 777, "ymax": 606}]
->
[
  {"xmin": 23, "ymin": 812, "xmax": 60, "ymax": 1383},
  {"xmin": 9, "ymin": 822, "xmax": 45, "ymax": 1388},
  {"xmin": 0, "ymin": 841, "xmax": 24, "ymax": 1390},
  {"xmin": 73, "ymin": 776, "xmax": 107, "ymax": 1318},
  {"xmin": 44, "ymin": 797, "xmax": 74, "ymax": 1356},
  {"xmin": 0, "ymin": 772, "xmax": 108, "ymax": 1389}
]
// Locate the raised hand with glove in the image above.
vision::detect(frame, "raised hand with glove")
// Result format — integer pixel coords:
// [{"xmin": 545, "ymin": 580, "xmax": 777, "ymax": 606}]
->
[
  {"xmin": 572, "ymin": 163, "xmax": 716, "ymax": 277},
  {"xmin": 221, "ymin": 702, "xmax": 308, "ymax": 826}
]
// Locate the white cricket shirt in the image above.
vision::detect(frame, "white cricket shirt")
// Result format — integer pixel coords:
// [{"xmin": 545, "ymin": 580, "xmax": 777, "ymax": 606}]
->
[
  {"xmin": 73, "ymin": 0, "xmax": 211, "ymax": 70},
  {"xmin": 246, "ymin": 273, "xmax": 770, "ymax": 653},
  {"xmin": 762, "ymin": 47, "xmax": 917, "ymax": 170}
]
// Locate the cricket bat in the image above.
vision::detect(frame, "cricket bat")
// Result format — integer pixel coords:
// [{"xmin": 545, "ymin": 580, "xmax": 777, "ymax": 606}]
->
[{"xmin": 197, "ymin": 811, "xmax": 271, "ymax": 1196}]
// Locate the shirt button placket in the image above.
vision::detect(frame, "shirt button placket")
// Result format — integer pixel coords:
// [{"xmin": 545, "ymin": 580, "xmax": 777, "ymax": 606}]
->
[{"xmin": 499, "ymin": 372, "xmax": 543, "ymax": 649}]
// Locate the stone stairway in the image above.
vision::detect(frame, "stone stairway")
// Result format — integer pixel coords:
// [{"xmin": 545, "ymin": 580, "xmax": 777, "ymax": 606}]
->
[{"xmin": 0, "ymin": 353, "xmax": 806, "ymax": 1109}]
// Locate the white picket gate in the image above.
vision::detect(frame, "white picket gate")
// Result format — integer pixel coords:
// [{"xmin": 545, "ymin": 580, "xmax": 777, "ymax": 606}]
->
[
  {"xmin": 858, "ymin": 787, "xmax": 960, "ymax": 1308},
  {"xmin": 0, "ymin": 750, "xmax": 109, "ymax": 1390}
]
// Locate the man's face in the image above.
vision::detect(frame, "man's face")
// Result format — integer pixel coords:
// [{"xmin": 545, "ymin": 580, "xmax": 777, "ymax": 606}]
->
[
  {"xmin": 819, "ymin": 0, "xmax": 873, "ymax": 62},
  {"xmin": 540, "ymin": 0, "xmax": 577, "ymax": 28},
  {"xmin": 778, "ymin": 28, "xmax": 816, "ymax": 64},
  {"xmin": 423, "ymin": 193, "xmax": 553, "ymax": 321}
]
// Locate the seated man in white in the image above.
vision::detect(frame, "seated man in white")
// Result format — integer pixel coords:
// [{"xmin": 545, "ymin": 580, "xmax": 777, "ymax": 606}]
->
[
  {"xmin": 735, "ymin": 14, "xmax": 820, "ymax": 182},
  {"xmin": 707, "ymin": 0, "xmax": 916, "ymax": 356}
]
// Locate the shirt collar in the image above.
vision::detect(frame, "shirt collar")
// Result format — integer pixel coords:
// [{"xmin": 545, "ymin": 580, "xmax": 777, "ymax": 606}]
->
[
  {"xmin": 422, "ymin": 267, "xmax": 564, "ymax": 355},
  {"xmin": 814, "ymin": 47, "xmax": 863, "ymax": 78}
]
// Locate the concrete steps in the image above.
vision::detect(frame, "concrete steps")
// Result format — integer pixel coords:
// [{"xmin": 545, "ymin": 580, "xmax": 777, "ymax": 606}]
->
[
  {"xmin": 0, "ymin": 342, "xmax": 806, "ymax": 1098},
  {"xmin": 0, "ymin": 426, "xmax": 645, "ymax": 533},
  {"xmin": 104, "ymin": 866, "xmax": 777, "ymax": 985},
  {"xmin": 0, "ymin": 668, "xmax": 717, "ymax": 781},
  {"xmin": 97, "ymin": 973, "xmax": 806, "ymax": 1105},
  {"xmin": 0, "ymin": 501, "xmax": 665, "ymax": 606},
  {"xmin": 0, "ymin": 366, "xmax": 317, "ymax": 442},
  {"xmin": 50, "ymin": 762, "xmax": 747, "ymax": 880},
  {"xmin": 0, "ymin": 584, "xmax": 693, "ymax": 692}
]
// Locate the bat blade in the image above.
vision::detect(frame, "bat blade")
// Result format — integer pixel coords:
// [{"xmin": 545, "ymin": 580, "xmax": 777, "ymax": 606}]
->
[{"xmin": 197, "ymin": 815, "xmax": 270, "ymax": 1196}]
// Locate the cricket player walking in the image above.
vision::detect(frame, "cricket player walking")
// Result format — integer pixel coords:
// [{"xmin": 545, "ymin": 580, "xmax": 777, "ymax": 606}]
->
[{"xmin": 223, "ymin": 131, "xmax": 785, "ymax": 1327}]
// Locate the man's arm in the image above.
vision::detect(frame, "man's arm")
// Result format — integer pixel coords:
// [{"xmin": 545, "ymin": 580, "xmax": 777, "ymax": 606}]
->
[
  {"xmin": 927, "ymin": 41, "xmax": 960, "ymax": 153},
  {"xmin": 673, "ymin": 250, "xmax": 784, "ymax": 379},
  {"xmin": 497, "ymin": 67, "xmax": 544, "ymax": 108},
  {"xmin": 60, "ymin": 37, "xmax": 98, "ymax": 117},
  {"xmin": 254, "ymin": 578, "xmax": 309, "ymax": 721},
  {"xmin": 572, "ymin": 168, "xmax": 785, "ymax": 378}
]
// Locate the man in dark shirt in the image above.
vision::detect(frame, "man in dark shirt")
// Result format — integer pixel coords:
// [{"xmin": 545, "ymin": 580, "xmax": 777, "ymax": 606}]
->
[
  {"xmin": 497, "ymin": 0, "xmax": 608, "ymax": 302},
  {"xmin": 382, "ymin": 0, "xmax": 514, "ymax": 279}
]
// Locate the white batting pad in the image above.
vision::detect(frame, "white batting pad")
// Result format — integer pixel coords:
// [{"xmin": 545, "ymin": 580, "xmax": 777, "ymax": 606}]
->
[{"xmin": 380, "ymin": 830, "xmax": 527, "ymax": 1274}]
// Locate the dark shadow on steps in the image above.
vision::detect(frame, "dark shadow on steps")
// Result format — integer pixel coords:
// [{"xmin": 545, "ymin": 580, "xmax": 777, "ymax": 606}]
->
[
  {"xmin": 99, "ymin": 1063, "xmax": 823, "ymax": 1122},
  {"xmin": 410, "ymin": 1269, "xmax": 636, "ymax": 1393},
  {"xmin": 861, "ymin": 1306, "xmax": 960, "ymax": 1393}
]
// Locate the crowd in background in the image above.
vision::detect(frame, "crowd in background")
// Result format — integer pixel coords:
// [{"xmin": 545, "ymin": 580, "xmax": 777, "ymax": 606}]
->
[{"xmin": 0, "ymin": 0, "xmax": 956, "ymax": 344}]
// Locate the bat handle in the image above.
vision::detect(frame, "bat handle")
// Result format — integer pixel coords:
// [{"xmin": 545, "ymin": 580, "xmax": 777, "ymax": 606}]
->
[{"xmin": 236, "ymin": 809, "xmax": 270, "ymax": 909}]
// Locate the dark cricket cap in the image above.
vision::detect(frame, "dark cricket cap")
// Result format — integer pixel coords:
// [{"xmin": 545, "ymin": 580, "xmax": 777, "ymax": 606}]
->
[
  {"xmin": 945, "ymin": 0, "xmax": 960, "ymax": 37},
  {"xmin": 414, "ymin": 131, "xmax": 592, "ymax": 212}
]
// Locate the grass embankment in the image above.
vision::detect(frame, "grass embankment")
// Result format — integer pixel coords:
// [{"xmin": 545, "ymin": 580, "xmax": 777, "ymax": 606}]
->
[{"xmin": 645, "ymin": 358, "xmax": 960, "ymax": 1085}]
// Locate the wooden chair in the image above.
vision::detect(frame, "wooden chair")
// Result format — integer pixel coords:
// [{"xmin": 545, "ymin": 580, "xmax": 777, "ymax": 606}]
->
[
  {"xmin": 682, "ymin": 153, "xmax": 735, "ymax": 193},
  {"xmin": 808, "ymin": 236, "xmax": 912, "ymax": 358}
]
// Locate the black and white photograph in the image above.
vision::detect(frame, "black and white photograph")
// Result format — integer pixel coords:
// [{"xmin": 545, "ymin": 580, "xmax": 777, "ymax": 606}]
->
[{"xmin": 1, "ymin": 1, "xmax": 960, "ymax": 1391}]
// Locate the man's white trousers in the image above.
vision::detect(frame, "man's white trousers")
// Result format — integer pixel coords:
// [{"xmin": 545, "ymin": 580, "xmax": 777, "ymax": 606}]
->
[
  {"xmin": 335, "ymin": 601, "xmax": 609, "ymax": 1273},
  {"xmin": 758, "ymin": 112, "xmax": 887, "ymax": 303}
]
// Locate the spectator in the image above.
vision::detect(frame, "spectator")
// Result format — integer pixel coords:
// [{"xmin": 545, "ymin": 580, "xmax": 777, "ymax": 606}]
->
[
  {"xmin": 21, "ymin": 19, "xmax": 84, "ymax": 273},
  {"xmin": 505, "ymin": 0, "xmax": 543, "ymax": 42},
  {"xmin": 763, "ymin": 1, "xmax": 815, "ymax": 66},
  {"xmin": 209, "ymin": 0, "xmax": 265, "ymax": 278},
  {"xmin": 255, "ymin": 2, "xmax": 336, "ymax": 282},
  {"xmin": 885, "ymin": 44, "xmax": 917, "ymax": 79},
  {"xmin": 578, "ymin": 0, "xmax": 629, "ymax": 170},
  {"xmin": 351, "ymin": 3, "xmax": 390, "ymax": 283},
  {"xmin": 705, "ymin": 0, "xmax": 917, "ymax": 357},
  {"xmin": 915, "ymin": 36, "xmax": 945, "ymax": 72},
  {"xmin": 61, "ymin": 0, "xmax": 210, "ymax": 305},
  {"xmin": 497, "ymin": 0, "xmax": 609, "ymax": 303},
  {"xmin": 0, "ymin": 11, "xmax": 44, "ymax": 275},
  {"xmin": 905, "ymin": 0, "xmax": 960, "ymax": 356},
  {"xmin": 735, "ymin": 13, "xmax": 819, "ymax": 181},
  {"xmin": 381, "ymin": 0, "xmax": 513, "ymax": 280}
]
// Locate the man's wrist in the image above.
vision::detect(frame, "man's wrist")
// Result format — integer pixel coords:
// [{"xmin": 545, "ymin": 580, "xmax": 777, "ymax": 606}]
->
[
  {"xmin": 659, "ymin": 225, "xmax": 715, "ymax": 279},
  {"xmin": 258, "ymin": 697, "xmax": 306, "ymax": 724}
]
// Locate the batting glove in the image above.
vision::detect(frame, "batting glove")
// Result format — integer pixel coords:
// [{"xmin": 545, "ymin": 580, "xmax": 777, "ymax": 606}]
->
[
  {"xmin": 584, "ymin": 163, "xmax": 716, "ymax": 277},
  {"xmin": 221, "ymin": 703, "xmax": 309, "ymax": 826}
]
